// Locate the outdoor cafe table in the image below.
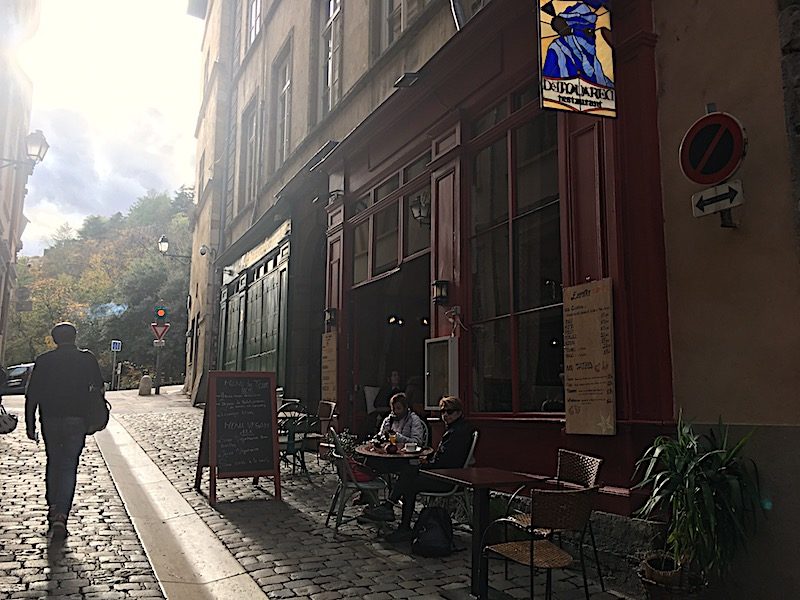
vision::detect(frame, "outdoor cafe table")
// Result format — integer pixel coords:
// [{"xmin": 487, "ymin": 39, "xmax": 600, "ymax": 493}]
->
[
  {"xmin": 354, "ymin": 443, "xmax": 433, "ymax": 462},
  {"xmin": 421, "ymin": 467, "xmax": 547, "ymax": 599}
]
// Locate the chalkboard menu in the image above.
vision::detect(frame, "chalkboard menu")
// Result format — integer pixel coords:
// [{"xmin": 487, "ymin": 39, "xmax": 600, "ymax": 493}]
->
[
  {"xmin": 195, "ymin": 371, "xmax": 281, "ymax": 505},
  {"xmin": 564, "ymin": 278, "xmax": 616, "ymax": 435}
]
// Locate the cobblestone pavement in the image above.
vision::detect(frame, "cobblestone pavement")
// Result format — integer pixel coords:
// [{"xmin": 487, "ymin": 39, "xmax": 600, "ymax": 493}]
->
[
  {"xmin": 112, "ymin": 390, "xmax": 621, "ymax": 600},
  {"xmin": 0, "ymin": 389, "xmax": 626, "ymax": 599},
  {"xmin": 0, "ymin": 396, "xmax": 164, "ymax": 599}
]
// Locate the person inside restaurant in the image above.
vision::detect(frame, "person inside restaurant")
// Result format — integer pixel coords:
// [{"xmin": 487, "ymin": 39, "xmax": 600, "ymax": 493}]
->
[
  {"xmin": 370, "ymin": 369, "xmax": 403, "ymax": 433},
  {"xmin": 361, "ymin": 396, "xmax": 475, "ymax": 542},
  {"xmin": 378, "ymin": 393, "xmax": 427, "ymax": 447}
]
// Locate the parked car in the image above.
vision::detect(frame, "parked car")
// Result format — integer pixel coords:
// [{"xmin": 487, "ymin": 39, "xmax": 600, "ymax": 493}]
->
[{"xmin": 1, "ymin": 363, "xmax": 35, "ymax": 396}]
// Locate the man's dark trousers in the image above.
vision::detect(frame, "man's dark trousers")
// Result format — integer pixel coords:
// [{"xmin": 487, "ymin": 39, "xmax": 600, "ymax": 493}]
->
[{"xmin": 42, "ymin": 416, "xmax": 85, "ymax": 516}]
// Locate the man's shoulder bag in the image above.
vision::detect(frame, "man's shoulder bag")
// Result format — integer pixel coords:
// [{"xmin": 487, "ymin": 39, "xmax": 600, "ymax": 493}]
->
[{"xmin": 85, "ymin": 383, "xmax": 111, "ymax": 435}]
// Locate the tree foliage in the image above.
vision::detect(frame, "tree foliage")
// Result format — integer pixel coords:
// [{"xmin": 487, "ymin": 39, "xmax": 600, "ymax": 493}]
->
[{"xmin": 5, "ymin": 188, "xmax": 194, "ymax": 387}]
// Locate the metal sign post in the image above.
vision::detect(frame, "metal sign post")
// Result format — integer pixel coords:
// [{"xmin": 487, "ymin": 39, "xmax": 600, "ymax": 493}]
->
[
  {"xmin": 110, "ymin": 340, "xmax": 122, "ymax": 390},
  {"xmin": 151, "ymin": 326, "xmax": 169, "ymax": 395}
]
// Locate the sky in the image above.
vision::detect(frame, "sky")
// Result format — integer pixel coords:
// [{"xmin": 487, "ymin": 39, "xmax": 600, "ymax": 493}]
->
[{"xmin": 16, "ymin": 0, "xmax": 205, "ymax": 256}]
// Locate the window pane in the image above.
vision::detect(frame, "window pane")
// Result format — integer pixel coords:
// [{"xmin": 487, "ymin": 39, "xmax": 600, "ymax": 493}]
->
[
  {"xmin": 405, "ymin": 188, "xmax": 431, "ymax": 256},
  {"xmin": 472, "ymin": 318, "xmax": 512, "ymax": 412},
  {"xmin": 353, "ymin": 221, "xmax": 369, "ymax": 284},
  {"xmin": 471, "ymin": 227, "xmax": 509, "ymax": 321},
  {"xmin": 514, "ymin": 202, "xmax": 562, "ymax": 311},
  {"xmin": 471, "ymin": 138, "xmax": 508, "ymax": 235},
  {"xmin": 403, "ymin": 151, "xmax": 431, "ymax": 182},
  {"xmin": 515, "ymin": 112, "xmax": 559, "ymax": 213},
  {"xmin": 517, "ymin": 307, "xmax": 564, "ymax": 412},
  {"xmin": 373, "ymin": 203, "xmax": 398, "ymax": 275},
  {"xmin": 513, "ymin": 83, "xmax": 539, "ymax": 110},
  {"xmin": 375, "ymin": 174, "xmax": 400, "ymax": 203},
  {"xmin": 353, "ymin": 194, "xmax": 371, "ymax": 215},
  {"xmin": 472, "ymin": 101, "xmax": 508, "ymax": 138}
]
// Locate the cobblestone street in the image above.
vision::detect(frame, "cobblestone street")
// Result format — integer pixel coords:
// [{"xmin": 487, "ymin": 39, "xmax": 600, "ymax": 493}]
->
[
  {"xmin": 0, "ymin": 396, "xmax": 163, "ymax": 599},
  {"xmin": 1, "ymin": 390, "xmax": 625, "ymax": 599}
]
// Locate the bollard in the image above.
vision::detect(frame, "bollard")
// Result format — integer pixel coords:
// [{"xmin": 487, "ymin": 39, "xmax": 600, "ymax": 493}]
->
[{"xmin": 138, "ymin": 374, "xmax": 153, "ymax": 396}]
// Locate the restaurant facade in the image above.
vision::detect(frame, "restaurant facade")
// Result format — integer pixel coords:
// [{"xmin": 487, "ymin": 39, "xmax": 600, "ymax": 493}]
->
[
  {"xmin": 189, "ymin": 1, "xmax": 800, "ymax": 593},
  {"xmin": 320, "ymin": 0, "xmax": 670, "ymax": 514}
]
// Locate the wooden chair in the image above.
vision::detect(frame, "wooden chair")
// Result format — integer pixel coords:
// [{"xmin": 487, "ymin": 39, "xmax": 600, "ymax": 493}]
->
[
  {"xmin": 308, "ymin": 401, "xmax": 337, "ymax": 466},
  {"xmin": 504, "ymin": 449, "xmax": 604, "ymax": 590},
  {"xmin": 418, "ymin": 429, "xmax": 479, "ymax": 525},
  {"xmin": 484, "ymin": 487, "xmax": 599, "ymax": 599},
  {"xmin": 325, "ymin": 429, "xmax": 387, "ymax": 532}
]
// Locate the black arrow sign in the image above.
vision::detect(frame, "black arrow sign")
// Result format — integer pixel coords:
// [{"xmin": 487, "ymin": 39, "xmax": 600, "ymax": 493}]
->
[{"xmin": 695, "ymin": 185, "xmax": 738, "ymax": 213}]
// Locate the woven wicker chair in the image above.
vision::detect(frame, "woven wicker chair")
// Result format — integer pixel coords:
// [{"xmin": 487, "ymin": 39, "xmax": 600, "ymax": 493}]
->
[
  {"xmin": 484, "ymin": 487, "xmax": 599, "ymax": 599},
  {"xmin": 504, "ymin": 449, "xmax": 604, "ymax": 590}
]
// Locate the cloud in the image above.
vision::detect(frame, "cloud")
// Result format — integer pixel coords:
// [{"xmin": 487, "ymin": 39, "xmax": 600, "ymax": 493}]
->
[{"xmin": 17, "ymin": 0, "xmax": 203, "ymax": 256}]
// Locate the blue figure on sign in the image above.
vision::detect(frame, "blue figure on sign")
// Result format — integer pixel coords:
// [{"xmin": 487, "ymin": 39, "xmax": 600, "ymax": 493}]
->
[{"xmin": 542, "ymin": 0, "xmax": 613, "ymax": 87}]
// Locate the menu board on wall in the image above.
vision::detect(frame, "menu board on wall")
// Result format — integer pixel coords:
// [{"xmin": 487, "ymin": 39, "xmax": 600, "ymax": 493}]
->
[
  {"xmin": 321, "ymin": 332, "xmax": 337, "ymax": 404},
  {"xmin": 564, "ymin": 278, "xmax": 616, "ymax": 435}
]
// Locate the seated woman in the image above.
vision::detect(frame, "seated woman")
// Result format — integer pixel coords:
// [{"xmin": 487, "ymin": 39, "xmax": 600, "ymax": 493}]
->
[{"xmin": 378, "ymin": 393, "xmax": 426, "ymax": 447}]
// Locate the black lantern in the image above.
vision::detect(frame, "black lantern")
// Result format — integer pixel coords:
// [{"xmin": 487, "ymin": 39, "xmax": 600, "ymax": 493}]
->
[
  {"xmin": 409, "ymin": 189, "xmax": 431, "ymax": 225},
  {"xmin": 432, "ymin": 279, "xmax": 449, "ymax": 305},
  {"xmin": 324, "ymin": 307, "xmax": 338, "ymax": 327}
]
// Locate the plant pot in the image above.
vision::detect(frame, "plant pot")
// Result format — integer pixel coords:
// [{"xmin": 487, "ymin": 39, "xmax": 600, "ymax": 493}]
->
[
  {"xmin": 642, "ymin": 552, "xmax": 682, "ymax": 588},
  {"xmin": 638, "ymin": 554, "xmax": 705, "ymax": 600}
]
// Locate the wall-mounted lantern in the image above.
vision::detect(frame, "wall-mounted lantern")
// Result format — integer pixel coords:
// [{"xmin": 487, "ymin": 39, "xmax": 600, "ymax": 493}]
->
[
  {"xmin": 432, "ymin": 279, "xmax": 450, "ymax": 305},
  {"xmin": 324, "ymin": 307, "xmax": 338, "ymax": 327}
]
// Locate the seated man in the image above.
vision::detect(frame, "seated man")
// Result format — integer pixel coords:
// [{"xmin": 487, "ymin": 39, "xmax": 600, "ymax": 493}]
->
[
  {"xmin": 361, "ymin": 396, "xmax": 475, "ymax": 542},
  {"xmin": 378, "ymin": 393, "xmax": 426, "ymax": 447}
]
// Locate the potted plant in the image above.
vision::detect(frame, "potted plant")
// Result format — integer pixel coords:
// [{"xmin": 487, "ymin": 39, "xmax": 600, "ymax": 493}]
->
[{"xmin": 632, "ymin": 413, "xmax": 762, "ymax": 598}]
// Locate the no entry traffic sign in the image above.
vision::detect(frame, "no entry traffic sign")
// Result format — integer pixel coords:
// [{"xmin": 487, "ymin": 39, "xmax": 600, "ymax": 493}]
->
[{"xmin": 679, "ymin": 112, "xmax": 746, "ymax": 185}]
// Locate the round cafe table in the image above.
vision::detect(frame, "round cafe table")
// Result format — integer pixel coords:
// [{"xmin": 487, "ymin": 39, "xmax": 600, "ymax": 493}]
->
[{"xmin": 354, "ymin": 443, "xmax": 433, "ymax": 461}]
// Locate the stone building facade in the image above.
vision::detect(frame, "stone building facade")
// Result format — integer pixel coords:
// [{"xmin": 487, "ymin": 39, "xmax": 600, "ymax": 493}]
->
[
  {"xmin": 0, "ymin": 1, "xmax": 41, "ymax": 361},
  {"xmin": 187, "ymin": 1, "xmax": 800, "ymax": 594}
]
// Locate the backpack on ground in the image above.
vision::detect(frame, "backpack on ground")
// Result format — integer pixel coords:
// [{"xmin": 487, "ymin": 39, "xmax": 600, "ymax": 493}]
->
[{"xmin": 411, "ymin": 506, "xmax": 455, "ymax": 557}]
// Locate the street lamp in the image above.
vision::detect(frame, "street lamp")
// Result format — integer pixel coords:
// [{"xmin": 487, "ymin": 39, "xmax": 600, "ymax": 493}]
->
[
  {"xmin": 157, "ymin": 235, "xmax": 191, "ymax": 262},
  {"xmin": 0, "ymin": 130, "xmax": 49, "ymax": 170}
]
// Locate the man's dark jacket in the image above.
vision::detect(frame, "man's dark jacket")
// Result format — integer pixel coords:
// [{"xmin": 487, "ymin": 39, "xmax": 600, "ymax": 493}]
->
[
  {"xmin": 424, "ymin": 416, "xmax": 475, "ymax": 470},
  {"xmin": 25, "ymin": 344, "xmax": 103, "ymax": 424}
]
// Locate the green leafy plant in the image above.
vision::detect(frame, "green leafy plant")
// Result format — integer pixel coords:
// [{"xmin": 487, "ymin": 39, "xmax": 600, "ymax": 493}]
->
[
  {"xmin": 632, "ymin": 413, "xmax": 762, "ymax": 585},
  {"xmin": 326, "ymin": 428, "xmax": 359, "ymax": 457}
]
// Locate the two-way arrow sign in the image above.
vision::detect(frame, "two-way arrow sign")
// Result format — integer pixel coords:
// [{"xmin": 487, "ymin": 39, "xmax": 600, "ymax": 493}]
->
[
  {"xmin": 151, "ymin": 322, "xmax": 170, "ymax": 340},
  {"xmin": 691, "ymin": 180, "xmax": 744, "ymax": 217}
]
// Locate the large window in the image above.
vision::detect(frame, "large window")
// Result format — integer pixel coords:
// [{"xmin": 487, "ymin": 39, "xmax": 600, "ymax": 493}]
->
[
  {"xmin": 320, "ymin": 0, "xmax": 343, "ymax": 119},
  {"xmin": 239, "ymin": 101, "xmax": 258, "ymax": 212},
  {"xmin": 350, "ymin": 151, "xmax": 432, "ymax": 286},
  {"xmin": 247, "ymin": 0, "xmax": 261, "ymax": 49},
  {"xmin": 273, "ymin": 47, "xmax": 292, "ymax": 170},
  {"xmin": 373, "ymin": 0, "xmax": 432, "ymax": 56},
  {"xmin": 470, "ymin": 108, "xmax": 562, "ymax": 414}
]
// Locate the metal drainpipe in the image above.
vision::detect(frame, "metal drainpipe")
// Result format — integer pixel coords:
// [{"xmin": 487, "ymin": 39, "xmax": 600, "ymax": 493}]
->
[{"xmin": 449, "ymin": 0, "xmax": 466, "ymax": 31}]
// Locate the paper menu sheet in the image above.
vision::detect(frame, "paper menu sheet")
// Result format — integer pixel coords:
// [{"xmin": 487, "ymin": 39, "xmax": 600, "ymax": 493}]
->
[{"xmin": 564, "ymin": 278, "xmax": 616, "ymax": 435}]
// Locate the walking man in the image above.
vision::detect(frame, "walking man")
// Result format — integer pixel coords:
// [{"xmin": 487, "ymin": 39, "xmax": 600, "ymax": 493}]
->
[{"xmin": 25, "ymin": 322, "xmax": 103, "ymax": 538}]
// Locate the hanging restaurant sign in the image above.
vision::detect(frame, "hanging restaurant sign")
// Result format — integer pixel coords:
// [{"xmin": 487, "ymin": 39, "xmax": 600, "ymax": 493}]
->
[{"xmin": 537, "ymin": 1, "xmax": 616, "ymax": 118}]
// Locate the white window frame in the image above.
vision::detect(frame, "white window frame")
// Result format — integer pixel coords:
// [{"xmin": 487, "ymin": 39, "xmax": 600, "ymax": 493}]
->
[
  {"xmin": 239, "ymin": 102, "xmax": 258, "ymax": 213},
  {"xmin": 320, "ymin": 0, "xmax": 343, "ymax": 118},
  {"xmin": 375, "ymin": 0, "xmax": 431, "ymax": 55},
  {"xmin": 247, "ymin": 0, "xmax": 261, "ymax": 48},
  {"xmin": 273, "ymin": 50, "xmax": 292, "ymax": 170}
]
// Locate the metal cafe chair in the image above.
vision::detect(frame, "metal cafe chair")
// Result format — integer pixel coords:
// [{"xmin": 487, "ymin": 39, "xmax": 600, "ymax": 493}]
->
[
  {"xmin": 483, "ymin": 487, "xmax": 600, "ymax": 600},
  {"xmin": 325, "ymin": 429, "xmax": 387, "ymax": 532},
  {"xmin": 278, "ymin": 413, "xmax": 314, "ymax": 479},
  {"xmin": 418, "ymin": 429, "xmax": 479, "ymax": 525},
  {"xmin": 504, "ymin": 449, "xmax": 605, "ymax": 590}
]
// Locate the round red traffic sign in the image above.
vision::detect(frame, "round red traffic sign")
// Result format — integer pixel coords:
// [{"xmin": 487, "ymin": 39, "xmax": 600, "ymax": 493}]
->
[{"xmin": 679, "ymin": 112, "xmax": 746, "ymax": 185}]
